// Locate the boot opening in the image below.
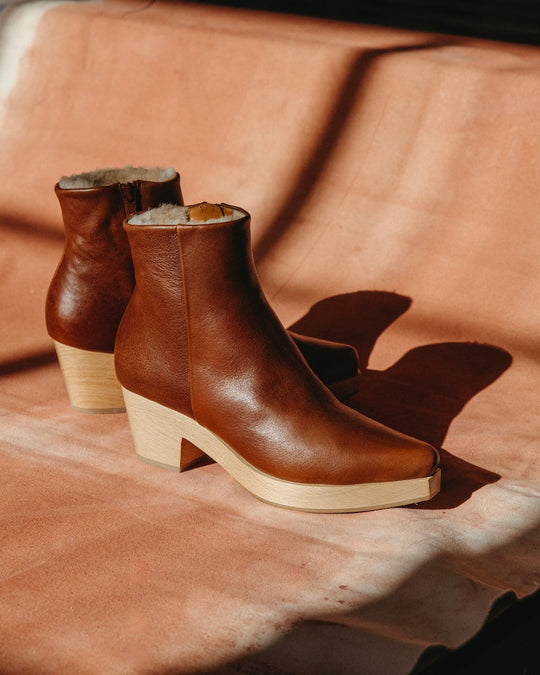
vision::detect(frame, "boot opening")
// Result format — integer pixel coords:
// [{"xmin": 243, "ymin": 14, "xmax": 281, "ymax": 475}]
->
[
  {"xmin": 128, "ymin": 203, "xmax": 243, "ymax": 225},
  {"xmin": 58, "ymin": 166, "xmax": 177, "ymax": 189}
]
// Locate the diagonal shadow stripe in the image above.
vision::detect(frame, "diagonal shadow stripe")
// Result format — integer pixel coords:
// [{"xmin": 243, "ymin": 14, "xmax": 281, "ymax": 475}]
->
[
  {"xmin": 0, "ymin": 211, "xmax": 63, "ymax": 243},
  {"xmin": 254, "ymin": 38, "xmax": 458, "ymax": 262},
  {"xmin": 0, "ymin": 349, "xmax": 57, "ymax": 376}
]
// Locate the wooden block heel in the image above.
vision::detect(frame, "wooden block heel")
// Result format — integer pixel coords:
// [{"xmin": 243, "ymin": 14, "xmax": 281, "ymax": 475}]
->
[
  {"xmin": 54, "ymin": 341, "xmax": 125, "ymax": 413},
  {"xmin": 122, "ymin": 387, "xmax": 441, "ymax": 513},
  {"xmin": 122, "ymin": 387, "xmax": 207, "ymax": 471}
]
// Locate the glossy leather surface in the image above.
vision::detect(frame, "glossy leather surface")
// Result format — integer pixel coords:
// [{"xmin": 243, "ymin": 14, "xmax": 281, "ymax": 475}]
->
[
  {"xmin": 116, "ymin": 205, "xmax": 439, "ymax": 485},
  {"xmin": 45, "ymin": 173, "xmax": 183, "ymax": 352}
]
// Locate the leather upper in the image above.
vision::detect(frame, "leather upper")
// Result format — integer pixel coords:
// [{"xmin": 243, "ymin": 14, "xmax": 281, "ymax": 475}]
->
[
  {"xmin": 45, "ymin": 173, "xmax": 183, "ymax": 352},
  {"xmin": 116, "ymin": 205, "xmax": 439, "ymax": 485}
]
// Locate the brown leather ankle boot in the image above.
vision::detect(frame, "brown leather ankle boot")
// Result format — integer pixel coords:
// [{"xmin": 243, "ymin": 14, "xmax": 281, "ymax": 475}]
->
[
  {"xmin": 46, "ymin": 171, "xmax": 360, "ymax": 413},
  {"xmin": 115, "ymin": 203, "xmax": 440, "ymax": 512},
  {"xmin": 45, "ymin": 167, "xmax": 183, "ymax": 412}
]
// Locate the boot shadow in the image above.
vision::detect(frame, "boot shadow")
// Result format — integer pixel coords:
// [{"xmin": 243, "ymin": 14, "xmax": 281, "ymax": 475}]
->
[
  {"xmin": 192, "ymin": 290, "xmax": 511, "ymax": 510},
  {"xmin": 347, "ymin": 342, "xmax": 512, "ymax": 509},
  {"xmin": 288, "ymin": 290, "xmax": 412, "ymax": 372},
  {"xmin": 290, "ymin": 292, "xmax": 512, "ymax": 509}
]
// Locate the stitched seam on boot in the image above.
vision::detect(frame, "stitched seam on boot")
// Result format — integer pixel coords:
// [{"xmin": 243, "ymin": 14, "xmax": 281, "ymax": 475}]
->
[{"xmin": 177, "ymin": 228, "xmax": 196, "ymax": 421}]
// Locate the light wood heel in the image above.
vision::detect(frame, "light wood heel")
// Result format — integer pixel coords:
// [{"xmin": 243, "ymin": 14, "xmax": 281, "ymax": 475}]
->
[
  {"xmin": 54, "ymin": 341, "xmax": 125, "ymax": 413},
  {"xmin": 122, "ymin": 387, "xmax": 441, "ymax": 512},
  {"xmin": 122, "ymin": 387, "xmax": 206, "ymax": 471}
]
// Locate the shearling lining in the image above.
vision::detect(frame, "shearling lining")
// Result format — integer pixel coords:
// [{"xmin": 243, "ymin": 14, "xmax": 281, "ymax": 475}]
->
[
  {"xmin": 58, "ymin": 166, "xmax": 176, "ymax": 189},
  {"xmin": 129, "ymin": 204, "xmax": 242, "ymax": 225}
]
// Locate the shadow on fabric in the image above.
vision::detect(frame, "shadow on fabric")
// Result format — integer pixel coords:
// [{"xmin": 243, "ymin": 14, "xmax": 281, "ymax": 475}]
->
[
  {"xmin": 0, "ymin": 209, "xmax": 64, "ymax": 245},
  {"xmin": 289, "ymin": 290, "xmax": 511, "ymax": 510},
  {"xmin": 289, "ymin": 290, "xmax": 412, "ymax": 373},
  {"xmin": 253, "ymin": 38, "xmax": 459, "ymax": 262},
  {"xmin": 149, "ymin": 521, "xmax": 540, "ymax": 675},
  {"xmin": 0, "ymin": 349, "xmax": 57, "ymax": 377},
  {"xmin": 349, "ymin": 341, "xmax": 511, "ymax": 510}
]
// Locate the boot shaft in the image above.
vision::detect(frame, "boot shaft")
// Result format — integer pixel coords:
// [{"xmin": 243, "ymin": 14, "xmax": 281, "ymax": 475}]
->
[
  {"xmin": 46, "ymin": 167, "xmax": 182, "ymax": 352},
  {"xmin": 115, "ymin": 203, "xmax": 255, "ymax": 417}
]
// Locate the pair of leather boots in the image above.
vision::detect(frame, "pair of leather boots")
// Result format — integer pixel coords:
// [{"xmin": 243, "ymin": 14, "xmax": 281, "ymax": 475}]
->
[{"xmin": 46, "ymin": 166, "xmax": 440, "ymax": 513}]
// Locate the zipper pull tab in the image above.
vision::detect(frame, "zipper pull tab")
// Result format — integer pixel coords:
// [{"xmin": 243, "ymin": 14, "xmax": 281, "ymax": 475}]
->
[{"xmin": 119, "ymin": 181, "xmax": 141, "ymax": 216}]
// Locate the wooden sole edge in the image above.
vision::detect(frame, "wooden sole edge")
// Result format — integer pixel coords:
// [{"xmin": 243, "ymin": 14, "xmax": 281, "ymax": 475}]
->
[{"xmin": 122, "ymin": 387, "xmax": 441, "ymax": 513}]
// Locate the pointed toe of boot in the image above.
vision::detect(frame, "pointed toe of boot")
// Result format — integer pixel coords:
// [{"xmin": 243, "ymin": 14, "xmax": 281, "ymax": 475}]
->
[
  {"xmin": 415, "ymin": 440, "xmax": 440, "ymax": 479},
  {"xmin": 384, "ymin": 432, "xmax": 439, "ymax": 482}
]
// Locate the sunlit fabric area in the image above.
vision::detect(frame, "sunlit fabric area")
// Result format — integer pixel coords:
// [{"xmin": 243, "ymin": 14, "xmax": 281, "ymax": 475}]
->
[{"xmin": 0, "ymin": 1, "xmax": 539, "ymax": 673}]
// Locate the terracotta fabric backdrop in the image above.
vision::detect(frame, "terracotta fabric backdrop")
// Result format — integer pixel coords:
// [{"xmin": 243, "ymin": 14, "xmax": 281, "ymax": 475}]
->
[{"xmin": 1, "ymin": 1, "xmax": 539, "ymax": 673}]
